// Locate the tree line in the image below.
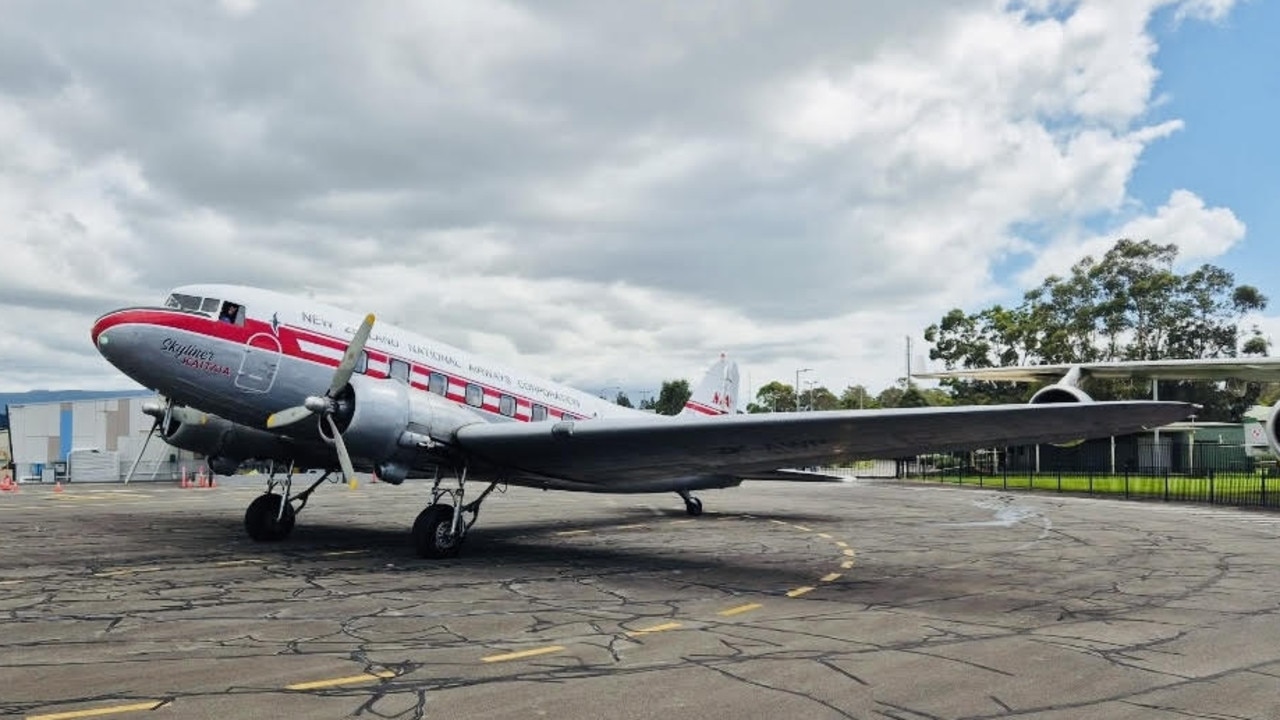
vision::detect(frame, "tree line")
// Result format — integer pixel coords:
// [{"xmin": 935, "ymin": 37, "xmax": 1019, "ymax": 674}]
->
[{"xmin": 619, "ymin": 240, "xmax": 1272, "ymax": 422}]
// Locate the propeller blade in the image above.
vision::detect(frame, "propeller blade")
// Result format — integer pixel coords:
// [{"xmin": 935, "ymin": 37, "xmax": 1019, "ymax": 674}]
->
[
  {"xmin": 123, "ymin": 418, "xmax": 158, "ymax": 485},
  {"xmin": 325, "ymin": 312, "xmax": 373, "ymax": 394},
  {"xmin": 329, "ymin": 313, "xmax": 376, "ymax": 397},
  {"xmin": 266, "ymin": 405, "xmax": 315, "ymax": 429},
  {"xmin": 326, "ymin": 414, "xmax": 357, "ymax": 482}
]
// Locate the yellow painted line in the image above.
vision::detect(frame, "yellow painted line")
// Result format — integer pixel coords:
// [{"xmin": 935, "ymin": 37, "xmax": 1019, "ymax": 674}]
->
[
  {"xmin": 213, "ymin": 559, "xmax": 263, "ymax": 567},
  {"xmin": 835, "ymin": 541, "xmax": 849, "ymax": 548},
  {"xmin": 0, "ymin": 579, "xmax": 24, "ymax": 586},
  {"xmin": 769, "ymin": 520, "xmax": 789, "ymax": 526},
  {"xmin": 626, "ymin": 622, "xmax": 682, "ymax": 637},
  {"xmin": 793, "ymin": 524, "xmax": 812, "ymax": 532},
  {"xmin": 26, "ymin": 700, "xmax": 165, "ymax": 720},
  {"xmin": 481, "ymin": 645, "xmax": 565, "ymax": 663},
  {"xmin": 841, "ymin": 560, "xmax": 855, "ymax": 569},
  {"xmin": 555, "ymin": 529, "xmax": 591, "ymax": 537},
  {"xmin": 613, "ymin": 524, "xmax": 647, "ymax": 530},
  {"xmin": 668, "ymin": 519, "xmax": 695, "ymax": 524},
  {"xmin": 286, "ymin": 669, "xmax": 395, "ymax": 690},
  {"xmin": 786, "ymin": 586, "xmax": 815, "ymax": 598},
  {"xmin": 717, "ymin": 602, "xmax": 763, "ymax": 617},
  {"xmin": 93, "ymin": 566, "xmax": 164, "ymax": 578},
  {"xmin": 821, "ymin": 573, "xmax": 843, "ymax": 582},
  {"xmin": 842, "ymin": 548, "xmax": 856, "ymax": 557},
  {"xmin": 818, "ymin": 533, "xmax": 833, "ymax": 540},
  {"xmin": 322, "ymin": 549, "xmax": 367, "ymax": 556}
]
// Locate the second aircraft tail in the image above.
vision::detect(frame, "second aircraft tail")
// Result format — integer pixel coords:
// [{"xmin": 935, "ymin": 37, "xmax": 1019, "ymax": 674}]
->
[{"xmin": 680, "ymin": 354, "xmax": 740, "ymax": 417}]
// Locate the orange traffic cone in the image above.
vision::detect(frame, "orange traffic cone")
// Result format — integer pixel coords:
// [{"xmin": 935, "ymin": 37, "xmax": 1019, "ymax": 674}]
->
[{"xmin": 54, "ymin": 481, "xmax": 64, "ymax": 494}]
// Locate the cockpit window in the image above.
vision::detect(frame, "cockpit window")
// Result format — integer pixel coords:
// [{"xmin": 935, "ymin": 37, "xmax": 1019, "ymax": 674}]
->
[
  {"xmin": 200, "ymin": 297, "xmax": 221, "ymax": 313},
  {"xmin": 218, "ymin": 301, "xmax": 245, "ymax": 326},
  {"xmin": 164, "ymin": 293, "xmax": 203, "ymax": 312}
]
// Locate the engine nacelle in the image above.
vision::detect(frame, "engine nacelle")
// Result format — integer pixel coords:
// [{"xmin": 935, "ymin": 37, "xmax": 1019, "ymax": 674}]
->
[
  {"xmin": 163, "ymin": 413, "xmax": 301, "ymax": 473},
  {"xmin": 1262, "ymin": 401, "xmax": 1280, "ymax": 458},
  {"xmin": 1029, "ymin": 383, "xmax": 1094, "ymax": 404},
  {"xmin": 328, "ymin": 375, "xmax": 483, "ymax": 483},
  {"xmin": 1028, "ymin": 383, "xmax": 1093, "ymax": 447}
]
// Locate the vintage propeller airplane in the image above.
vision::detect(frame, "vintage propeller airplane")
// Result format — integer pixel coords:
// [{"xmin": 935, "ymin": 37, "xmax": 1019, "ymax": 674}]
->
[{"xmin": 91, "ymin": 284, "xmax": 1196, "ymax": 558}]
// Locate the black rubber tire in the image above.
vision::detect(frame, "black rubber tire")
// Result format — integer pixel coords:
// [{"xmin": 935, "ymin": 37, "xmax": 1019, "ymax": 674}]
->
[
  {"xmin": 244, "ymin": 493, "xmax": 296, "ymax": 542},
  {"xmin": 411, "ymin": 504, "xmax": 462, "ymax": 558},
  {"xmin": 685, "ymin": 496, "xmax": 704, "ymax": 517}
]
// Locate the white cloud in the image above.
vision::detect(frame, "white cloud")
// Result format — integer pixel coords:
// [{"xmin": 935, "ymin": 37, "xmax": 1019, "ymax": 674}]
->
[
  {"xmin": 1018, "ymin": 189, "xmax": 1247, "ymax": 285},
  {"xmin": 0, "ymin": 0, "xmax": 1249, "ymax": 397}
]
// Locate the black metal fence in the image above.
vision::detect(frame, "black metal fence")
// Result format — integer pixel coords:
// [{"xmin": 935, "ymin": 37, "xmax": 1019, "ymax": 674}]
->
[{"xmin": 898, "ymin": 439, "xmax": 1280, "ymax": 509}]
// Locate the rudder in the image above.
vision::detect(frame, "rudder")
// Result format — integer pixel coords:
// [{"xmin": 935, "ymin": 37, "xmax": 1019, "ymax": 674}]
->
[{"xmin": 680, "ymin": 354, "xmax": 740, "ymax": 417}]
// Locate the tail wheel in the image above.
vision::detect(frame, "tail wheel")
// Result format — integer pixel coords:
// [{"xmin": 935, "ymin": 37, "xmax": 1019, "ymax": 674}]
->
[{"xmin": 245, "ymin": 493, "xmax": 296, "ymax": 542}]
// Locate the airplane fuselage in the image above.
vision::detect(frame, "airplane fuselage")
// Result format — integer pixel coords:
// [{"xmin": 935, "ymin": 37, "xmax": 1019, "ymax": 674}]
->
[{"xmin": 91, "ymin": 284, "xmax": 651, "ymax": 481}]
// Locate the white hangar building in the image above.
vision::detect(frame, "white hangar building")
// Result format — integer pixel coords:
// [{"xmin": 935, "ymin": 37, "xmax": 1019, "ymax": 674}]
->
[{"xmin": 5, "ymin": 395, "xmax": 202, "ymax": 484}]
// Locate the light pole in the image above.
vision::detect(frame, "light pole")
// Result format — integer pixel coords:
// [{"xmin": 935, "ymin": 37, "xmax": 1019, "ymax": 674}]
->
[{"xmin": 795, "ymin": 367, "xmax": 812, "ymax": 412}]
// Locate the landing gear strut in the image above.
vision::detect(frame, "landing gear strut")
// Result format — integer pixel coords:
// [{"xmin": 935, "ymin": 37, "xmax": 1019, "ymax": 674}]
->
[
  {"xmin": 411, "ymin": 464, "xmax": 501, "ymax": 558},
  {"xmin": 243, "ymin": 462, "xmax": 337, "ymax": 543},
  {"xmin": 677, "ymin": 489, "xmax": 703, "ymax": 517}
]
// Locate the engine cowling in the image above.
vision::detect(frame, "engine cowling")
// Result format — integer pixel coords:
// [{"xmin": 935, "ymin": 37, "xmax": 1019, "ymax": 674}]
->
[
  {"xmin": 1262, "ymin": 401, "xmax": 1280, "ymax": 458},
  {"xmin": 163, "ymin": 413, "xmax": 303, "ymax": 474},
  {"xmin": 1028, "ymin": 383, "xmax": 1093, "ymax": 447},
  {"xmin": 1029, "ymin": 383, "xmax": 1094, "ymax": 404},
  {"xmin": 325, "ymin": 375, "xmax": 484, "ymax": 483}
]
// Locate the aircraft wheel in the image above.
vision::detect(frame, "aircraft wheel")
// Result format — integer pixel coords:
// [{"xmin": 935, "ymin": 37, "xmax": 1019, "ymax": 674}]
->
[
  {"xmin": 412, "ymin": 504, "xmax": 462, "ymax": 558},
  {"xmin": 245, "ymin": 493, "xmax": 296, "ymax": 542},
  {"xmin": 684, "ymin": 496, "xmax": 704, "ymax": 517}
]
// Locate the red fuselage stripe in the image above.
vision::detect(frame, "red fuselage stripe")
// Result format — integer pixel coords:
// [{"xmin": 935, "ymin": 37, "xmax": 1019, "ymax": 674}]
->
[{"xmin": 94, "ymin": 308, "xmax": 586, "ymax": 421}]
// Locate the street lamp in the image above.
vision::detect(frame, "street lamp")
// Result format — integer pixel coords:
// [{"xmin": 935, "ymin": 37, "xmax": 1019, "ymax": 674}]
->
[{"xmin": 795, "ymin": 368, "xmax": 812, "ymax": 412}]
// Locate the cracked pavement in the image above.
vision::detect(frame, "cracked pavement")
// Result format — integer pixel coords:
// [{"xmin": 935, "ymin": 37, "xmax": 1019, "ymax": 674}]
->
[{"xmin": 1, "ymin": 478, "xmax": 1279, "ymax": 719}]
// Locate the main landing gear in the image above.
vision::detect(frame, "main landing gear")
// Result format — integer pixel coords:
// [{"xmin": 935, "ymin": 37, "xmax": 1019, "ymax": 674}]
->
[
  {"xmin": 244, "ymin": 462, "xmax": 336, "ymax": 542},
  {"xmin": 411, "ymin": 464, "xmax": 502, "ymax": 558},
  {"xmin": 677, "ymin": 489, "xmax": 704, "ymax": 517}
]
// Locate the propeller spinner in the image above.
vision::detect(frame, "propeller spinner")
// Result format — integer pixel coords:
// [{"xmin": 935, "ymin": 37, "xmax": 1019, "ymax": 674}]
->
[{"xmin": 266, "ymin": 313, "xmax": 376, "ymax": 481}]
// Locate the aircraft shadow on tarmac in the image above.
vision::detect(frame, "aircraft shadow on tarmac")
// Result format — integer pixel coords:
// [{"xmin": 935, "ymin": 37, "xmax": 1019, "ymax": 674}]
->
[{"xmin": 119, "ymin": 508, "xmax": 849, "ymax": 588}]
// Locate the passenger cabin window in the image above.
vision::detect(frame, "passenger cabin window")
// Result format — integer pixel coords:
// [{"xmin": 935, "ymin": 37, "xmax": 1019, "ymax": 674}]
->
[
  {"xmin": 531, "ymin": 404, "xmax": 548, "ymax": 422},
  {"xmin": 218, "ymin": 301, "xmax": 245, "ymax": 326},
  {"xmin": 354, "ymin": 351, "xmax": 369, "ymax": 375},
  {"xmin": 499, "ymin": 395, "xmax": 516, "ymax": 417},
  {"xmin": 389, "ymin": 359, "xmax": 410, "ymax": 384},
  {"xmin": 165, "ymin": 293, "xmax": 203, "ymax": 312},
  {"xmin": 465, "ymin": 384, "xmax": 483, "ymax": 408},
  {"xmin": 428, "ymin": 372, "xmax": 447, "ymax": 396}
]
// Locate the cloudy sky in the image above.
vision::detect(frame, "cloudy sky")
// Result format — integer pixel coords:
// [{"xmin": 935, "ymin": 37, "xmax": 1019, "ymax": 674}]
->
[{"xmin": 2, "ymin": 0, "xmax": 1276, "ymax": 403}]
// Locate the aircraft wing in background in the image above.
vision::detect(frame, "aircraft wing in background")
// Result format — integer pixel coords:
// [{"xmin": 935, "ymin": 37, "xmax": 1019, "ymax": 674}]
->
[{"xmin": 916, "ymin": 357, "xmax": 1280, "ymax": 384}]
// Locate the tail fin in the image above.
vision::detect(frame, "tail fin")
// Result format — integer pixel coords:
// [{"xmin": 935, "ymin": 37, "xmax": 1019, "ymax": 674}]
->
[{"xmin": 680, "ymin": 354, "xmax": 740, "ymax": 417}]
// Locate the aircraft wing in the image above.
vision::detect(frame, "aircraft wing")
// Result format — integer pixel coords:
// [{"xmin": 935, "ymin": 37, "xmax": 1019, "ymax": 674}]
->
[
  {"xmin": 454, "ymin": 402, "xmax": 1194, "ymax": 484},
  {"xmin": 916, "ymin": 357, "xmax": 1280, "ymax": 383}
]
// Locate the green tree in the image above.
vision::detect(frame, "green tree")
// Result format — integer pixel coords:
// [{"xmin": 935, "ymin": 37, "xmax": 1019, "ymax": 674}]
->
[
  {"xmin": 800, "ymin": 386, "xmax": 840, "ymax": 411},
  {"xmin": 614, "ymin": 391, "xmax": 634, "ymax": 408},
  {"xmin": 653, "ymin": 379, "xmax": 691, "ymax": 416},
  {"xmin": 924, "ymin": 238, "xmax": 1269, "ymax": 420},
  {"xmin": 838, "ymin": 385, "xmax": 878, "ymax": 409},
  {"xmin": 748, "ymin": 381, "xmax": 795, "ymax": 413}
]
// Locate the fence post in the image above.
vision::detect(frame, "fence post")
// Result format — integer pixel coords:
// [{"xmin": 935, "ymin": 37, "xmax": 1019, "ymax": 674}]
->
[
  {"xmin": 1124, "ymin": 469, "xmax": 1129, "ymax": 499},
  {"xmin": 1164, "ymin": 472, "xmax": 1169, "ymax": 502},
  {"xmin": 1057, "ymin": 469, "xmax": 1061, "ymax": 494},
  {"xmin": 1263, "ymin": 472, "xmax": 1268, "ymax": 507},
  {"xmin": 1209, "ymin": 470, "xmax": 1215, "ymax": 505}
]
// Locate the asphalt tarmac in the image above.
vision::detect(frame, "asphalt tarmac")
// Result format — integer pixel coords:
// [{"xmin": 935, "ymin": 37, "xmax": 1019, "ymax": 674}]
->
[{"xmin": 2, "ymin": 476, "xmax": 1279, "ymax": 719}]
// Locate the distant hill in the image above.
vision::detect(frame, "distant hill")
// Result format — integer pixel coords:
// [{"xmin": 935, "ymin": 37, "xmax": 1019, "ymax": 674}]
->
[{"xmin": 0, "ymin": 389, "xmax": 152, "ymax": 430}]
